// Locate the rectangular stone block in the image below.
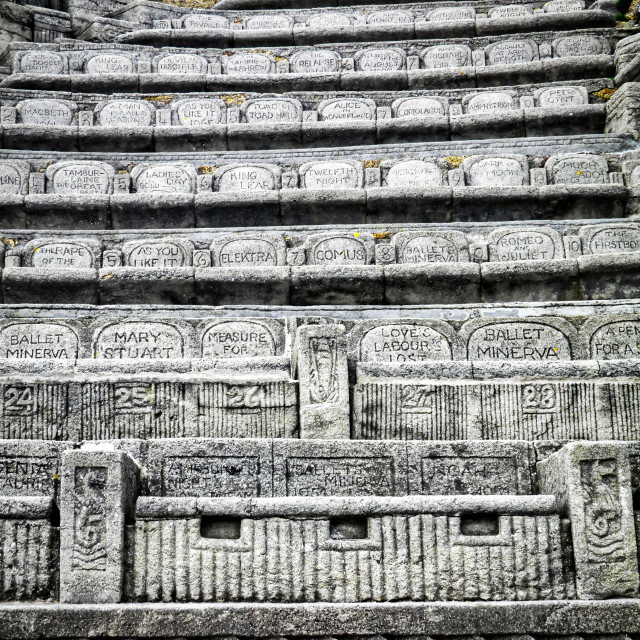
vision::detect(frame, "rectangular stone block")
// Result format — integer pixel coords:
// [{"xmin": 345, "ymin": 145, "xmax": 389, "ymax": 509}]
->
[
  {"xmin": 273, "ymin": 439, "xmax": 408, "ymax": 496},
  {"xmin": 131, "ymin": 495, "xmax": 570, "ymax": 602},
  {"xmin": 60, "ymin": 446, "xmax": 139, "ymax": 603},
  {"xmin": 295, "ymin": 324, "xmax": 349, "ymax": 438},
  {"xmin": 407, "ymin": 441, "xmax": 535, "ymax": 495},
  {"xmin": 147, "ymin": 439, "xmax": 273, "ymax": 497},
  {"xmin": 538, "ymin": 442, "xmax": 640, "ymax": 599}
]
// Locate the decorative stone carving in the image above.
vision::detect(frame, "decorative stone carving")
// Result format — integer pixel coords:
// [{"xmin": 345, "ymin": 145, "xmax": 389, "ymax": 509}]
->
[
  {"xmin": 95, "ymin": 100, "xmax": 155, "ymax": 127},
  {"xmin": 421, "ymin": 44, "xmax": 472, "ymax": 68},
  {"xmin": 210, "ymin": 233, "xmax": 287, "ymax": 266},
  {"xmin": 16, "ymin": 99, "xmax": 74, "ymax": 125},
  {"xmin": 173, "ymin": 98, "xmax": 225, "ymax": 126},
  {"xmin": 46, "ymin": 161, "xmax": 115, "ymax": 195},
  {"xmin": 300, "ymin": 160, "xmax": 363, "ymax": 189},
  {"xmin": 241, "ymin": 97, "xmax": 302, "ymax": 122},
  {"xmin": 131, "ymin": 163, "xmax": 197, "ymax": 194}
]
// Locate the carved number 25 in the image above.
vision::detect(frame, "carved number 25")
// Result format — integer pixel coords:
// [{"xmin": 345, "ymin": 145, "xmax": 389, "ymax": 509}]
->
[
  {"xmin": 4, "ymin": 386, "xmax": 37, "ymax": 415},
  {"xmin": 522, "ymin": 384, "xmax": 556, "ymax": 412}
]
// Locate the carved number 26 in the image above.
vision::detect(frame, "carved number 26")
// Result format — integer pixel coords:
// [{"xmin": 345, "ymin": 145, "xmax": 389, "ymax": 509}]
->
[{"xmin": 522, "ymin": 384, "xmax": 556, "ymax": 412}]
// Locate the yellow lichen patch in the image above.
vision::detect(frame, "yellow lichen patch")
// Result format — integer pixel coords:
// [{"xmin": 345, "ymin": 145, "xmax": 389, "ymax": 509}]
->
[
  {"xmin": 626, "ymin": 0, "xmax": 639, "ymax": 20},
  {"xmin": 363, "ymin": 159, "xmax": 382, "ymax": 168},
  {"xmin": 144, "ymin": 95, "xmax": 174, "ymax": 106},
  {"xmin": 0, "ymin": 238, "xmax": 18, "ymax": 247},
  {"xmin": 221, "ymin": 94, "xmax": 246, "ymax": 105},
  {"xmin": 592, "ymin": 88, "xmax": 617, "ymax": 101},
  {"xmin": 198, "ymin": 166, "xmax": 216, "ymax": 174},
  {"xmin": 275, "ymin": 56, "xmax": 287, "ymax": 62},
  {"xmin": 233, "ymin": 17, "xmax": 243, "ymax": 23},
  {"xmin": 118, "ymin": 169, "xmax": 129, "ymax": 174},
  {"xmin": 445, "ymin": 156, "xmax": 466, "ymax": 169},
  {"xmin": 102, "ymin": 273, "xmax": 113, "ymax": 279},
  {"xmin": 373, "ymin": 232, "xmax": 391, "ymax": 239},
  {"xmin": 160, "ymin": 0, "xmax": 219, "ymax": 9}
]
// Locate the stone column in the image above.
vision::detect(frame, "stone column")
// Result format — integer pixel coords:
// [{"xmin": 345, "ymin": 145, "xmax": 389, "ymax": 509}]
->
[
  {"xmin": 538, "ymin": 442, "xmax": 639, "ymax": 599},
  {"xmin": 59, "ymin": 445, "xmax": 139, "ymax": 603},
  {"xmin": 295, "ymin": 323, "xmax": 350, "ymax": 439}
]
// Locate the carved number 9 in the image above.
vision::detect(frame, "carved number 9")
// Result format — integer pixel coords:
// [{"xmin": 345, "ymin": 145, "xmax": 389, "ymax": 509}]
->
[{"xmin": 522, "ymin": 384, "xmax": 556, "ymax": 411}]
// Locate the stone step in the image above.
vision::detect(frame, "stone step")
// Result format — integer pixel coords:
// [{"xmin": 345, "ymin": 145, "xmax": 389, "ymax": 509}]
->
[
  {"xmin": 1, "ymin": 221, "xmax": 640, "ymax": 304},
  {"xmin": 0, "ymin": 438, "xmax": 540, "ymax": 498},
  {"xmin": 0, "ymin": 300, "xmax": 636, "ymax": 365},
  {"xmin": 2, "ymin": 30, "xmax": 617, "ymax": 93},
  {"xmin": 0, "ymin": 81, "xmax": 610, "ymax": 151},
  {"xmin": 111, "ymin": 3, "xmax": 614, "ymax": 48},
  {"xmin": 0, "ymin": 150, "xmax": 630, "ymax": 228}
]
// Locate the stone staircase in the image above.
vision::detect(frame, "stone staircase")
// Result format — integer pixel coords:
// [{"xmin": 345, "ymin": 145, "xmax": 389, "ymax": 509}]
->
[{"xmin": 0, "ymin": 0, "xmax": 639, "ymax": 637}]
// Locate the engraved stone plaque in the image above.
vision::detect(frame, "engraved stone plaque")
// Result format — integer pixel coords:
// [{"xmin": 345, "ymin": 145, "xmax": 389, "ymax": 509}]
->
[
  {"xmin": 582, "ymin": 225, "xmax": 640, "ymax": 254},
  {"xmin": 210, "ymin": 233, "xmax": 286, "ymax": 266},
  {"xmin": 132, "ymin": 163, "xmax": 196, "ymax": 194},
  {"xmin": 216, "ymin": 165, "xmax": 277, "ymax": 191},
  {"xmin": 93, "ymin": 322, "xmax": 184, "ymax": 359},
  {"xmin": 359, "ymin": 322, "xmax": 453, "ymax": 362},
  {"xmin": 466, "ymin": 92, "xmax": 514, "ymax": 113},
  {"xmin": 290, "ymin": 50, "xmax": 341, "ymax": 74},
  {"xmin": 47, "ymin": 161, "xmax": 114, "ymax": 195},
  {"xmin": 536, "ymin": 86, "xmax": 588, "ymax": 107},
  {"xmin": 20, "ymin": 51, "xmax": 65, "ymax": 74},
  {"xmin": 86, "ymin": 54, "xmax": 133, "ymax": 74},
  {"xmin": 302, "ymin": 161, "xmax": 362, "ymax": 189},
  {"xmin": 488, "ymin": 5, "xmax": 534, "ymax": 19},
  {"xmin": 465, "ymin": 321, "xmax": 572, "ymax": 360},
  {"xmin": 182, "ymin": 14, "xmax": 229, "ymax": 29},
  {"xmin": 318, "ymin": 98, "xmax": 374, "ymax": 120},
  {"xmin": 392, "ymin": 97, "xmax": 446, "ymax": 118},
  {"xmin": 355, "ymin": 48, "xmax": 405, "ymax": 72},
  {"xmin": 544, "ymin": 0, "xmax": 585, "ymax": 12},
  {"xmin": 411, "ymin": 443, "xmax": 533, "ymax": 495},
  {"xmin": 30, "ymin": 241, "xmax": 96, "ymax": 268},
  {"xmin": 385, "ymin": 160, "xmax": 443, "ymax": 188},
  {"xmin": 590, "ymin": 320, "xmax": 640, "ymax": 359},
  {"xmin": 466, "ymin": 157, "xmax": 527, "ymax": 187},
  {"xmin": 485, "ymin": 40, "xmax": 537, "ymax": 65},
  {"xmin": 553, "ymin": 36, "xmax": 609, "ymax": 57},
  {"xmin": 427, "ymin": 7, "xmax": 475, "ymax": 21},
  {"xmin": 16, "ymin": 99, "xmax": 74, "ymax": 126},
  {"xmin": 365, "ymin": 10, "xmax": 412, "ymax": 24},
  {"xmin": 122, "ymin": 240, "xmax": 193, "ymax": 267},
  {"xmin": 156, "ymin": 54, "xmax": 207, "ymax": 74},
  {"xmin": 421, "ymin": 44, "xmax": 472, "ymax": 69},
  {"xmin": 0, "ymin": 443, "xmax": 61, "ymax": 496},
  {"xmin": 306, "ymin": 12, "xmax": 351, "ymax": 27},
  {"xmin": 242, "ymin": 98, "xmax": 301, "ymax": 122},
  {"xmin": 0, "ymin": 322, "xmax": 79, "ymax": 359},
  {"xmin": 547, "ymin": 155, "xmax": 608, "ymax": 184},
  {"xmin": 174, "ymin": 98, "xmax": 224, "ymax": 126},
  {"xmin": 97, "ymin": 101, "xmax": 154, "ymax": 127},
  {"xmin": 393, "ymin": 231, "xmax": 468, "ymax": 263},
  {"xmin": 244, "ymin": 14, "xmax": 293, "ymax": 29},
  {"xmin": 305, "ymin": 233, "xmax": 373, "ymax": 265},
  {"xmin": 488, "ymin": 228, "xmax": 562, "ymax": 261},
  {"xmin": 226, "ymin": 52, "xmax": 275, "ymax": 75},
  {"xmin": 0, "ymin": 160, "xmax": 29, "ymax": 194},
  {"xmin": 201, "ymin": 319, "xmax": 284, "ymax": 357}
]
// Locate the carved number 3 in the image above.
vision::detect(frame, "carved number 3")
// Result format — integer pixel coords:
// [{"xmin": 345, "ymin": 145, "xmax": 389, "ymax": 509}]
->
[
  {"xmin": 4, "ymin": 386, "xmax": 36, "ymax": 414},
  {"xmin": 522, "ymin": 384, "xmax": 556, "ymax": 411},
  {"xmin": 226, "ymin": 385, "xmax": 266, "ymax": 408}
]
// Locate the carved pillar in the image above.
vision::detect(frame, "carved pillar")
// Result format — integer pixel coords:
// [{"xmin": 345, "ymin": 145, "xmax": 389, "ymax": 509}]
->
[
  {"xmin": 295, "ymin": 324, "xmax": 350, "ymax": 439},
  {"xmin": 60, "ymin": 446, "xmax": 139, "ymax": 603},
  {"xmin": 538, "ymin": 442, "xmax": 639, "ymax": 599}
]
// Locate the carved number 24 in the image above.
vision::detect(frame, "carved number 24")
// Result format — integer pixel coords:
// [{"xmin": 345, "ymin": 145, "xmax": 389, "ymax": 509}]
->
[
  {"xmin": 522, "ymin": 384, "xmax": 556, "ymax": 412},
  {"xmin": 4, "ymin": 386, "xmax": 37, "ymax": 415}
]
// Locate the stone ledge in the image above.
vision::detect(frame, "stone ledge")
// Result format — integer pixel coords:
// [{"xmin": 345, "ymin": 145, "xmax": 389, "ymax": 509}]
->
[{"xmin": 0, "ymin": 600, "xmax": 640, "ymax": 637}]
